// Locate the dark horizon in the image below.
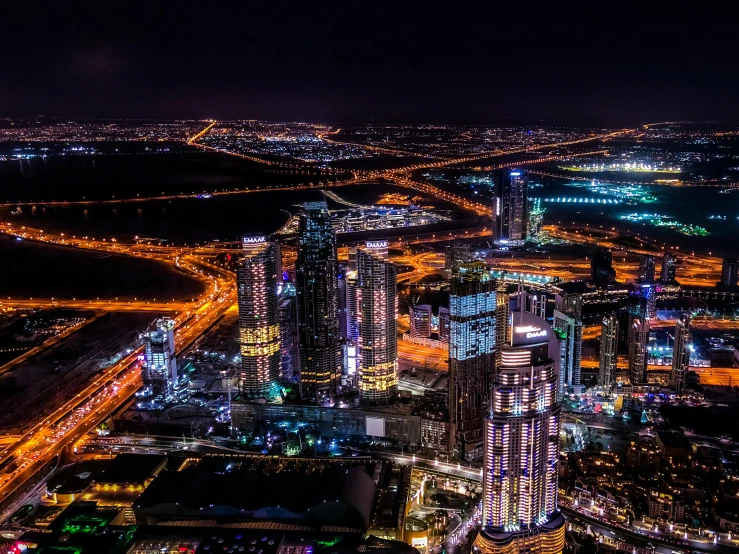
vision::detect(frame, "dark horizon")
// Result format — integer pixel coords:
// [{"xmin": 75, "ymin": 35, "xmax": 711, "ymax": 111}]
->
[
  {"xmin": 5, "ymin": 115, "xmax": 724, "ymax": 129},
  {"xmin": 2, "ymin": 1, "xmax": 739, "ymax": 125}
]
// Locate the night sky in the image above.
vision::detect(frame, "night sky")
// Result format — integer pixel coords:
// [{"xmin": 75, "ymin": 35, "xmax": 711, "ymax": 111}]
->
[{"xmin": 2, "ymin": 1, "xmax": 739, "ymax": 125}]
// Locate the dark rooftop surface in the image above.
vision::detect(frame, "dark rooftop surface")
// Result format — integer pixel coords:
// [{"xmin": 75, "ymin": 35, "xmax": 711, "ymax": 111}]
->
[
  {"xmin": 134, "ymin": 457, "xmax": 381, "ymax": 530},
  {"xmin": 656, "ymin": 430, "xmax": 693, "ymax": 450},
  {"xmin": 91, "ymin": 453, "xmax": 167, "ymax": 485}
]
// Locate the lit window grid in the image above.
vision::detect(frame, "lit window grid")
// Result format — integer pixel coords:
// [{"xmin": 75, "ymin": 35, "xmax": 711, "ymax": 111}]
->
[
  {"xmin": 296, "ymin": 203, "xmax": 341, "ymax": 401},
  {"xmin": 237, "ymin": 244, "xmax": 280, "ymax": 396},
  {"xmin": 356, "ymin": 249, "xmax": 398, "ymax": 402},
  {"xmin": 483, "ymin": 344, "xmax": 561, "ymax": 531}
]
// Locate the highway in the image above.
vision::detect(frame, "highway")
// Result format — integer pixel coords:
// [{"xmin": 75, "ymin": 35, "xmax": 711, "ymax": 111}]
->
[
  {"xmin": 544, "ymin": 224, "xmax": 722, "ymax": 287},
  {"xmin": 398, "ymin": 340, "xmax": 448, "ymax": 370},
  {"xmin": 0, "ymin": 299, "xmax": 189, "ymax": 312},
  {"xmin": 579, "ymin": 356, "xmax": 739, "ymax": 386},
  {"xmin": 3, "ymin": 123, "xmax": 637, "ymax": 210},
  {"xmin": 0, "ymin": 227, "xmax": 238, "ymax": 517}
]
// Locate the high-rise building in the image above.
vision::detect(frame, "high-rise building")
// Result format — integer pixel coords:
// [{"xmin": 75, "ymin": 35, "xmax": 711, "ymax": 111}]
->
[
  {"xmin": 354, "ymin": 241, "xmax": 398, "ymax": 404},
  {"xmin": 628, "ymin": 317, "xmax": 650, "ymax": 384},
  {"xmin": 639, "ymin": 255, "xmax": 656, "ymax": 283},
  {"xmin": 527, "ymin": 197, "xmax": 545, "ymax": 241},
  {"xmin": 671, "ymin": 317, "xmax": 691, "ymax": 396},
  {"xmin": 721, "ymin": 258, "xmax": 739, "ymax": 288},
  {"xmin": 448, "ymin": 261, "xmax": 496, "ymax": 460},
  {"xmin": 660, "ymin": 253, "xmax": 676, "ymax": 283},
  {"xmin": 495, "ymin": 285, "xmax": 511, "ymax": 369},
  {"xmin": 344, "ymin": 268, "xmax": 360, "ymax": 342},
  {"xmin": 444, "ymin": 243, "xmax": 473, "ymax": 278},
  {"xmin": 591, "ymin": 249, "xmax": 616, "ymax": 288},
  {"xmin": 438, "ymin": 306, "xmax": 450, "ymax": 345},
  {"xmin": 410, "ymin": 304, "xmax": 432, "ymax": 339},
  {"xmin": 142, "ymin": 317, "xmax": 178, "ymax": 397},
  {"xmin": 475, "ymin": 310, "xmax": 565, "ymax": 554},
  {"xmin": 638, "ymin": 283, "xmax": 658, "ymax": 320},
  {"xmin": 296, "ymin": 201, "xmax": 342, "ymax": 403},
  {"xmin": 599, "ymin": 314, "xmax": 619, "ymax": 391},
  {"xmin": 278, "ymin": 282, "xmax": 299, "ymax": 383},
  {"xmin": 492, "ymin": 169, "xmax": 528, "ymax": 247},
  {"xmin": 337, "ymin": 265, "xmax": 349, "ymax": 341},
  {"xmin": 527, "ymin": 293, "xmax": 547, "ymax": 319},
  {"xmin": 237, "ymin": 235, "xmax": 281, "ymax": 398},
  {"xmin": 553, "ymin": 305, "xmax": 582, "ymax": 395}
]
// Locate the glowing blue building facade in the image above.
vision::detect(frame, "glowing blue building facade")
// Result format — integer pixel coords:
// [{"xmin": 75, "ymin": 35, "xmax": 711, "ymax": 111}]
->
[{"xmin": 448, "ymin": 261, "xmax": 497, "ymax": 460}]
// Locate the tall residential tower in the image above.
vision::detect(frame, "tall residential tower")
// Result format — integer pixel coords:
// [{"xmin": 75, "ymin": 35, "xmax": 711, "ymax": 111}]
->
[
  {"xmin": 660, "ymin": 253, "xmax": 677, "ymax": 283},
  {"xmin": 474, "ymin": 309, "xmax": 565, "ymax": 554},
  {"xmin": 628, "ymin": 317, "xmax": 650, "ymax": 385},
  {"xmin": 354, "ymin": 241, "xmax": 398, "ymax": 404},
  {"xmin": 599, "ymin": 314, "xmax": 619, "ymax": 391},
  {"xmin": 448, "ymin": 262, "xmax": 496, "ymax": 460},
  {"xmin": 237, "ymin": 236, "xmax": 281, "ymax": 398},
  {"xmin": 671, "ymin": 317, "xmax": 691, "ymax": 396},
  {"xmin": 492, "ymin": 169, "xmax": 528, "ymax": 247},
  {"xmin": 553, "ymin": 294, "xmax": 582, "ymax": 395},
  {"xmin": 296, "ymin": 201, "xmax": 341, "ymax": 403}
]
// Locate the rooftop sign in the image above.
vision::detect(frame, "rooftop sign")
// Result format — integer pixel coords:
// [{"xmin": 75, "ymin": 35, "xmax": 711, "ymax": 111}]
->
[
  {"xmin": 242, "ymin": 236, "xmax": 266, "ymax": 245},
  {"xmin": 514, "ymin": 325, "xmax": 547, "ymax": 339}
]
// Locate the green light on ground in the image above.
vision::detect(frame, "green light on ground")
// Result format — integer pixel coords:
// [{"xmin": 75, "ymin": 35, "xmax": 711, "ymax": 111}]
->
[{"xmin": 317, "ymin": 537, "xmax": 342, "ymax": 547}]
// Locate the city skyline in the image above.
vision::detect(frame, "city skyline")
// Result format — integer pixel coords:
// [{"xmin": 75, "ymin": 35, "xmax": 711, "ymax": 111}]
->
[{"xmin": 2, "ymin": 6, "xmax": 739, "ymax": 552}]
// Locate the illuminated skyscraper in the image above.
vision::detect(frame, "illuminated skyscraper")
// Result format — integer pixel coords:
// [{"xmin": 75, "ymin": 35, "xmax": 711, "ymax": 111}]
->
[
  {"xmin": 639, "ymin": 255, "xmax": 655, "ymax": 283},
  {"xmin": 354, "ymin": 241, "xmax": 397, "ymax": 404},
  {"xmin": 553, "ymin": 295, "xmax": 582, "ymax": 394},
  {"xmin": 142, "ymin": 317, "xmax": 178, "ymax": 397},
  {"xmin": 438, "ymin": 306, "xmax": 450, "ymax": 345},
  {"xmin": 296, "ymin": 201, "xmax": 341, "ymax": 403},
  {"xmin": 492, "ymin": 169, "xmax": 528, "ymax": 247},
  {"xmin": 475, "ymin": 310, "xmax": 565, "ymax": 554},
  {"xmin": 448, "ymin": 261, "xmax": 496, "ymax": 460},
  {"xmin": 660, "ymin": 253, "xmax": 677, "ymax": 283},
  {"xmin": 237, "ymin": 236, "xmax": 280, "ymax": 398},
  {"xmin": 599, "ymin": 314, "xmax": 619, "ymax": 391},
  {"xmin": 527, "ymin": 197, "xmax": 545, "ymax": 241},
  {"xmin": 410, "ymin": 304, "xmax": 432, "ymax": 339},
  {"xmin": 628, "ymin": 316, "xmax": 650, "ymax": 384},
  {"xmin": 278, "ymin": 282, "xmax": 299, "ymax": 383},
  {"xmin": 495, "ymin": 285, "xmax": 511, "ymax": 369},
  {"xmin": 444, "ymin": 243, "xmax": 473, "ymax": 277},
  {"xmin": 344, "ymin": 267, "xmax": 360, "ymax": 342},
  {"xmin": 591, "ymin": 249, "xmax": 616, "ymax": 288},
  {"xmin": 671, "ymin": 317, "xmax": 691, "ymax": 396},
  {"xmin": 721, "ymin": 258, "xmax": 739, "ymax": 288}
]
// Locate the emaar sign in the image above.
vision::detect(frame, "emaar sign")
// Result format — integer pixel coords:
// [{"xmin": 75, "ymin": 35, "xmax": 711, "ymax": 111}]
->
[
  {"xmin": 365, "ymin": 240, "xmax": 388, "ymax": 249},
  {"xmin": 514, "ymin": 325, "xmax": 547, "ymax": 340},
  {"xmin": 242, "ymin": 236, "xmax": 266, "ymax": 245}
]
